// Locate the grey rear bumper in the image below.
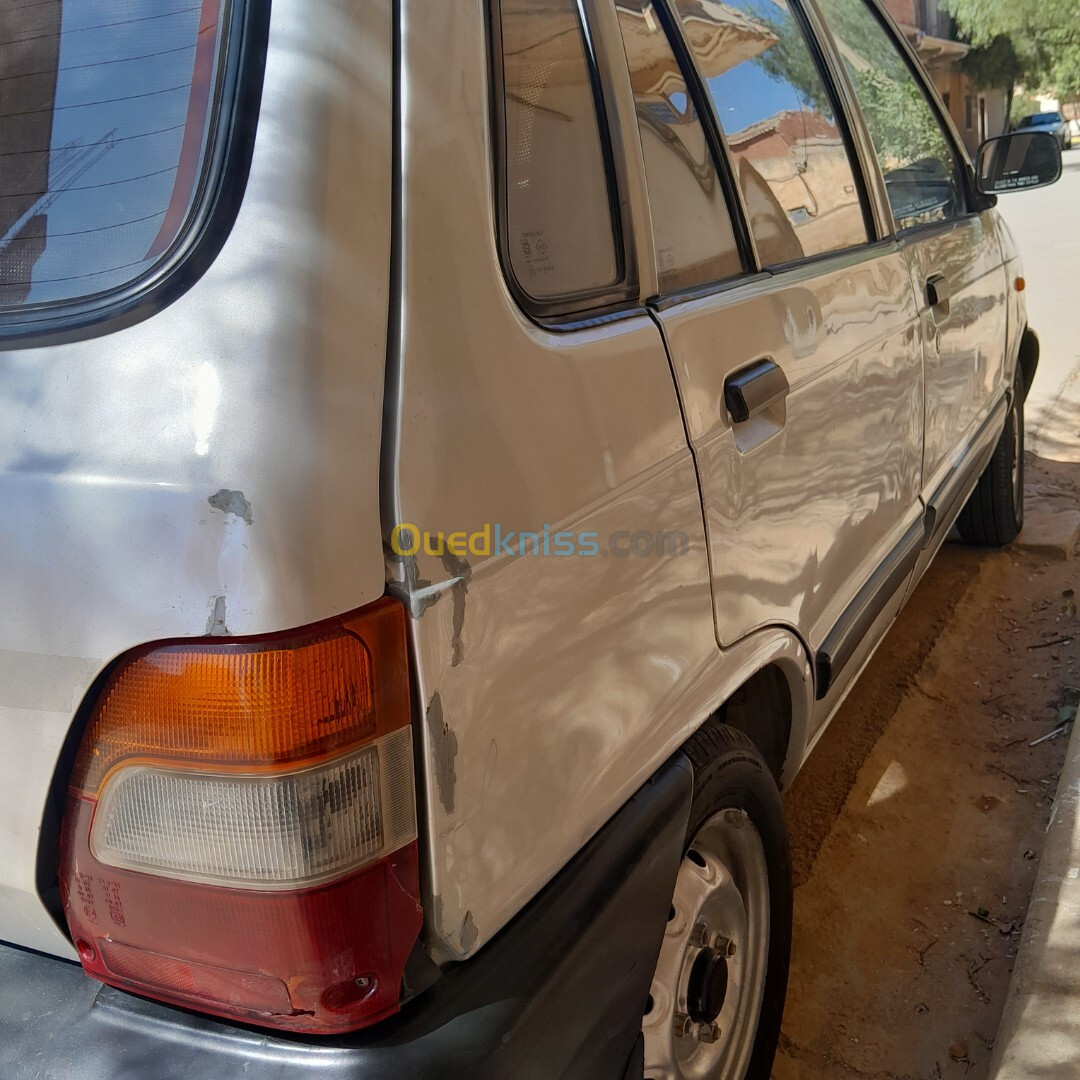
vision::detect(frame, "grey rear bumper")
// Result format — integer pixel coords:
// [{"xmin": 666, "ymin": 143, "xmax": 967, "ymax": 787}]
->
[{"xmin": 1, "ymin": 756, "xmax": 691, "ymax": 1080}]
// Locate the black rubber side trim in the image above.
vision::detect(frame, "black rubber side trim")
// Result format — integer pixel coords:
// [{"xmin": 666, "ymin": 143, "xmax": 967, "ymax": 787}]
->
[
  {"xmin": 925, "ymin": 395, "xmax": 1009, "ymax": 541},
  {"xmin": 815, "ymin": 518, "xmax": 925, "ymax": 700}
]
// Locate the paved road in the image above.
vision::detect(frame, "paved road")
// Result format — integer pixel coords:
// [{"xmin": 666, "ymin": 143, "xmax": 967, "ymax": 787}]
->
[{"xmin": 998, "ymin": 147, "xmax": 1080, "ymax": 463}]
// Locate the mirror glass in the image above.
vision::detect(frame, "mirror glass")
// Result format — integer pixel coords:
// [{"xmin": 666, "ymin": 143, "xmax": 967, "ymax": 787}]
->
[{"xmin": 976, "ymin": 131, "xmax": 1063, "ymax": 194}]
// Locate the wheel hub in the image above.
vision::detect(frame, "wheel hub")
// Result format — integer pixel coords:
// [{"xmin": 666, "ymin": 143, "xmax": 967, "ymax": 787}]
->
[
  {"xmin": 687, "ymin": 946, "xmax": 729, "ymax": 1024},
  {"xmin": 642, "ymin": 808, "xmax": 770, "ymax": 1080}
]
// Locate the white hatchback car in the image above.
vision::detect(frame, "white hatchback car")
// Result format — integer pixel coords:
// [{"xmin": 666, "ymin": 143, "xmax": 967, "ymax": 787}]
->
[{"xmin": 0, "ymin": 0, "xmax": 1060, "ymax": 1077}]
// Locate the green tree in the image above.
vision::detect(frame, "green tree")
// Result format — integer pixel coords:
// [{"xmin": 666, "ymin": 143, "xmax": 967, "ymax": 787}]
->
[
  {"xmin": 961, "ymin": 34, "xmax": 1030, "ymax": 134},
  {"xmin": 943, "ymin": 0, "xmax": 1080, "ymax": 100},
  {"xmin": 757, "ymin": 0, "xmax": 953, "ymax": 166}
]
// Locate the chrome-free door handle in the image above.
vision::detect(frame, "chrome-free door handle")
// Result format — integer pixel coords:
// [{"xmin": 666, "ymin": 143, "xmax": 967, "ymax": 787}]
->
[
  {"xmin": 724, "ymin": 359, "xmax": 790, "ymax": 424},
  {"xmin": 926, "ymin": 273, "xmax": 951, "ymax": 308}
]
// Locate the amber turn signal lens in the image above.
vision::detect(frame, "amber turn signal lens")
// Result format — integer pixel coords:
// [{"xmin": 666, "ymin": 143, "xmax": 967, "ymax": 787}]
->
[
  {"xmin": 71, "ymin": 599, "xmax": 407, "ymax": 794},
  {"xmin": 1015, "ymin": 277, "xmax": 1026, "ymax": 292}
]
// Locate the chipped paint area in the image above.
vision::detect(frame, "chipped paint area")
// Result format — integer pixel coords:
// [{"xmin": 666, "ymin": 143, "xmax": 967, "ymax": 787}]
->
[
  {"xmin": 207, "ymin": 488, "xmax": 254, "ymax": 525},
  {"xmin": 428, "ymin": 692, "xmax": 458, "ymax": 814},
  {"xmin": 205, "ymin": 595, "xmax": 231, "ymax": 637},
  {"xmin": 440, "ymin": 550, "xmax": 471, "ymax": 667},
  {"xmin": 459, "ymin": 910, "xmax": 478, "ymax": 953}
]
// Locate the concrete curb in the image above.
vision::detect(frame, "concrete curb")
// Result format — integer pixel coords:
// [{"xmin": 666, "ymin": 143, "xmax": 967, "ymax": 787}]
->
[
  {"xmin": 989, "ymin": 720, "xmax": 1080, "ymax": 1078},
  {"xmin": 1013, "ymin": 508, "xmax": 1080, "ymax": 561}
]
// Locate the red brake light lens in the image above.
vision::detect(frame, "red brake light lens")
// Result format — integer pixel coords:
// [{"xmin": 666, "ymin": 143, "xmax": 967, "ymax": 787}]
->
[{"xmin": 59, "ymin": 598, "xmax": 423, "ymax": 1034}]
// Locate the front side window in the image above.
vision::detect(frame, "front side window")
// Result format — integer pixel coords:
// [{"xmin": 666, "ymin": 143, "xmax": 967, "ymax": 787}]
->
[
  {"xmin": 672, "ymin": 0, "xmax": 869, "ymax": 266},
  {"xmin": 615, "ymin": 0, "xmax": 742, "ymax": 292},
  {"xmin": 0, "ymin": 0, "xmax": 236, "ymax": 311},
  {"xmin": 500, "ymin": 0, "xmax": 622, "ymax": 305},
  {"xmin": 816, "ymin": 0, "xmax": 966, "ymax": 230}
]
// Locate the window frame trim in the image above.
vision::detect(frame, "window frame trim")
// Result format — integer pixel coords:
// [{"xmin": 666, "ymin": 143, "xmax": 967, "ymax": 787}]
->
[
  {"xmin": 487, "ymin": 0, "xmax": 640, "ymax": 322},
  {"xmin": 805, "ymin": 0, "xmax": 980, "ymax": 240},
  {"xmin": 651, "ymin": 0, "xmax": 761, "ymax": 277},
  {"xmin": 0, "ymin": 0, "xmax": 269, "ymax": 349}
]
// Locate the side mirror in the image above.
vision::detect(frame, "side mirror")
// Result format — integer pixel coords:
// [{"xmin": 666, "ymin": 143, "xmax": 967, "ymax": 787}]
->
[{"xmin": 975, "ymin": 130, "xmax": 1063, "ymax": 195}]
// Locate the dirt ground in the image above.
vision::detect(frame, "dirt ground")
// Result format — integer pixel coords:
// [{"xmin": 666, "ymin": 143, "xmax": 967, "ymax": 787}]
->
[{"xmin": 773, "ymin": 453, "xmax": 1080, "ymax": 1080}]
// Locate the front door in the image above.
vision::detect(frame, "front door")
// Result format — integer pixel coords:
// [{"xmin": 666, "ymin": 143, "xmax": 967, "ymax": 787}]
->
[{"xmin": 816, "ymin": 0, "xmax": 1010, "ymax": 502}]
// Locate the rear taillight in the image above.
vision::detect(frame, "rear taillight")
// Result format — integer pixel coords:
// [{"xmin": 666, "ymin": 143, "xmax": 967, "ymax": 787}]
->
[{"xmin": 59, "ymin": 598, "xmax": 423, "ymax": 1034}]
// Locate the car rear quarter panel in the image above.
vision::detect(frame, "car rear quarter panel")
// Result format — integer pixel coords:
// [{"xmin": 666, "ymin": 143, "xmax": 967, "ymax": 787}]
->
[{"xmin": 0, "ymin": 0, "xmax": 393, "ymax": 955}]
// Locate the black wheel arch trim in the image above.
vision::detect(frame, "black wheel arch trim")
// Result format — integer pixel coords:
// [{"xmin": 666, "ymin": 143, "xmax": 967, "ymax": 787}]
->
[{"xmin": 1017, "ymin": 327, "xmax": 1040, "ymax": 399}]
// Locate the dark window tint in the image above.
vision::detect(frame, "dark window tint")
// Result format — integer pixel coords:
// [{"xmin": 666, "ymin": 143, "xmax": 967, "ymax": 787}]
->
[
  {"xmin": 816, "ymin": 0, "xmax": 965, "ymax": 230},
  {"xmin": 615, "ymin": 0, "xmax": 742, "ymax": 292},
  {"xmin": 0, "ymin": 1, "xmax": 234, "ymax": 310},
  {"xmin": 672, "ymin": 0, "xmax": 868, "ymax": 266},
  {"xmin": 1020, "ymin": 114, "xmax": 1060, "ymax": 127},
  {"xmin": 500, "ymin": 0, "xmax": 621, "ymax": 304}
]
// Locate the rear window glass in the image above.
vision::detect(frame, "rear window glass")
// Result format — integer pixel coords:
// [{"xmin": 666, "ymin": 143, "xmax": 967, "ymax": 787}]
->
[{"xmin": 0, "ymin": 1, "xmax": 232, "ymax": 310}]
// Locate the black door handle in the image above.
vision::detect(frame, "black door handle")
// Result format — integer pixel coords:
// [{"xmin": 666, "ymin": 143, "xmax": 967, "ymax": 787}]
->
[
  {"xmin": 724, "ymin": 359, "xmax": 789, "ymax": 424},
  {"xmin": 926, "ymin": 273, "xmax": 951, "ymax": 308}
]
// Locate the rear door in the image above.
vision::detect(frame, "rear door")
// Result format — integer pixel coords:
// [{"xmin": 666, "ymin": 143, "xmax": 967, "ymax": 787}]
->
[
  {"xmin": 814, "ymin": 0, "xmax": 1010, "ymax": 514},
  {"xmin": 614, "ymin": 0, "xmax": 925, "ymax": 721}
]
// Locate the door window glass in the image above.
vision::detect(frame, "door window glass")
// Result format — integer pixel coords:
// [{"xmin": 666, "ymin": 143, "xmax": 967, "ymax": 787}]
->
[
  {"xmin": 500, "ymin": 0, "xmax": 622, "ymax": 303},
  {"xmin": 816, "ymin": 0, "xmax": 966, "ymax": 230},
  {"xmin": 615, "ymin": 0, "xmax": 742, "ymax": 291},
  {"xmin": 672, "ymin": 0, "xmax": 869, "ymax": 265}
]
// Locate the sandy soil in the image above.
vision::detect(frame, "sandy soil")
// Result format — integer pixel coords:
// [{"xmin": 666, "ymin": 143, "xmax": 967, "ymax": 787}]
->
[{"xmin": 773, "ymin": 454, "xmax": 1080, "ymax": 1080}]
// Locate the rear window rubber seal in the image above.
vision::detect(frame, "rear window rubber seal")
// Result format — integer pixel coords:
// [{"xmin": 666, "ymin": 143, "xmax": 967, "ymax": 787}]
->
[{"xmin": 0, "ymin": 0, "xmax": 270, "ymax": 351}]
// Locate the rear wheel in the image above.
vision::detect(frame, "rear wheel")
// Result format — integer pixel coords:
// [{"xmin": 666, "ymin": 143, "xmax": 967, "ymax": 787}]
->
[
  {"xmin": 956, "ymin": 371, "xmax": 1025, "ymax": 547},
  {"xmin": 643, "ymin": 724, "xmax": 791, "ymax": 1080}
]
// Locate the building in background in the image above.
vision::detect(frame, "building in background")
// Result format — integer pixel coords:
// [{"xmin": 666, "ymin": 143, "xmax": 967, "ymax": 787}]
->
[
  {"xmin": 0, "ymin": 1, "xmax": 61, "ymax": 306},
  {"xmin": 883, "ymin": 0, "xmax": 1008, "ymax": 153}
]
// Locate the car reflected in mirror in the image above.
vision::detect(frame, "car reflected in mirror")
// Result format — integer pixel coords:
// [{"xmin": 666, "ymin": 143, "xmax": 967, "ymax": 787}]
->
[{"xmin": 976, "ymin": 130, "xmax": 1063, "ymax": 195}]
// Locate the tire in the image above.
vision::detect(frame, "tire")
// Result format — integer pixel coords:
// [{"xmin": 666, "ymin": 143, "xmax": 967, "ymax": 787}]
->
[
  {"xmin": 956, "ymin": 371, "xmax": 1025, "ymax": 547},
  {"xmin": 642, "ymin": 723, "xmax": 792, "ymax": 1080}
]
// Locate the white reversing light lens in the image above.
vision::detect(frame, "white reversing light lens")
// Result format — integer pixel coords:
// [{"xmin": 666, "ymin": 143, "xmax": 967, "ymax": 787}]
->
[{"xmin": 91, "ymin": 728, "xmax": 416, "ymax": 889}]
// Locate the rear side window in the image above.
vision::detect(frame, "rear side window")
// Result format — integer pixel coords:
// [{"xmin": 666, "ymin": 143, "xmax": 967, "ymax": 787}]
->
[
  {"xmin": 816, "ymin": 0, "xmax": 965, "ymax": 230},
  {"xmin": 672, "ymin": 0, "xmax": 869, "ymax": 266},
  {"xmin": 615, "ymin": 0, "xmax": 742, "ymax": 293},
  {"xmin": 0, "ymin": 1, "xmax": 233, "ymax": 310},
  {"xmin": 498, "ymin": 0, "xmax": 622, "ymax": 307}
]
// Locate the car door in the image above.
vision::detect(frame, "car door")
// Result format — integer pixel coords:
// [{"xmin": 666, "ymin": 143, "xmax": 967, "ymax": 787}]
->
[
  {"xmin": 613, "ymin": 0, "xmax": 925, "ymax": 725},
  {"xmin": 814, "ymin": 0, "xmax": 1010, "ymax": 525}
]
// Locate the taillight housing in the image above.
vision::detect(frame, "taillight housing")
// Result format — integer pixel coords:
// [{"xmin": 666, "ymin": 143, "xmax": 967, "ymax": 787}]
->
[{"xmin": 59, "ymin": 598, "xmax": 423, "ymax": 1034}]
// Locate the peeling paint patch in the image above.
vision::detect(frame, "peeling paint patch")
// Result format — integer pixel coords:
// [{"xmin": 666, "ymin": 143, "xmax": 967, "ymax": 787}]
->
[
  {"xmin": 460, "ymin": 910, "xmax": 478, "ymax": 953},
  {"xmin": 208, "ymin": 488, "xmax": 253, "ymax": 525},
  {"xmin": 205, "ymin": 595, "xmax": 230, "ymax": 636},
  {"xmin": 428, "ymin": 691, "xmax": 458, "ymax": 814},
  {"xmin": 440, "ymin": 550, "xmax": 472, "ymax": 667}
]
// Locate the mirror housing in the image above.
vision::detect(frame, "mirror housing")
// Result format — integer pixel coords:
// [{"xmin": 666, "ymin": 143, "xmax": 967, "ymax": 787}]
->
[{"xmin": 975, "ymin": 130, "xmax": 1063, "ymax": 195}]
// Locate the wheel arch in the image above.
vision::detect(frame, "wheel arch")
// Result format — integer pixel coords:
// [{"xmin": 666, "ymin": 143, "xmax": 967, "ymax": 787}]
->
[{"xmin": 694, "ymin": 627, "xmax": 814, "ymax": 794}]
